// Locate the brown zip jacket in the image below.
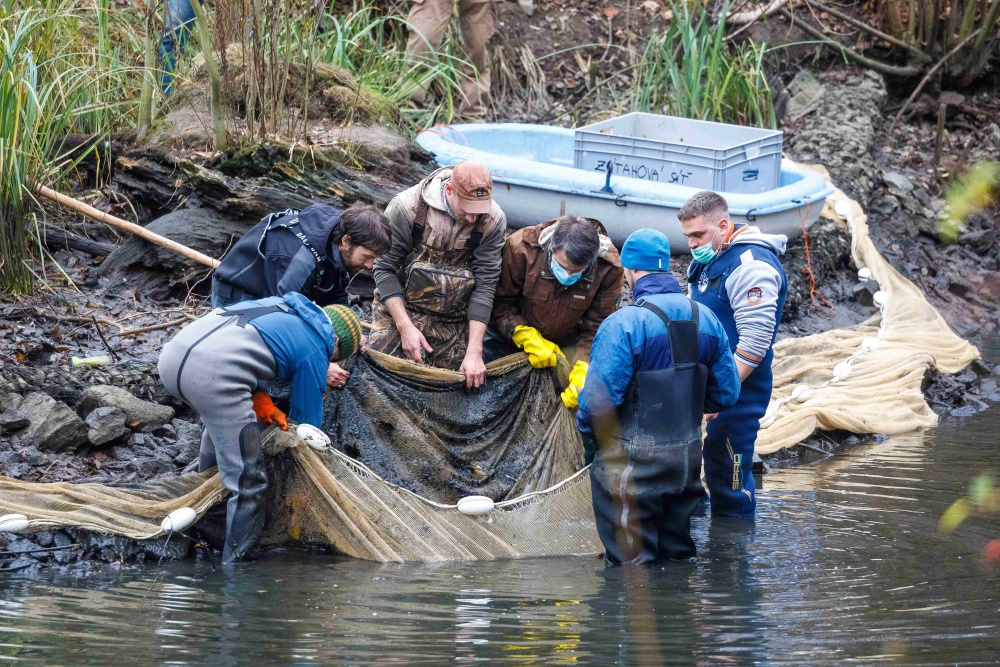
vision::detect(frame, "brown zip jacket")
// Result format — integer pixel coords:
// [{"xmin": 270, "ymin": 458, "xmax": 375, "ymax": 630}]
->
[{"xmin": 491, "ymin": 219, "xmax": 623, "ymax": 362}]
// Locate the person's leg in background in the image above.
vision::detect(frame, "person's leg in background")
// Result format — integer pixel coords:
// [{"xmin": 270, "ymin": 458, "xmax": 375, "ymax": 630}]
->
[
  {"xmin": 405, "ymin": 0, "xmax": 453, "ymax": 107},
  {"xmin": 456, "ymin": 0, "xmax": 495, "ymax": 117},
  {"xmin": 160, "ymin": 0, "xmax": 199, "ymax": 95}
]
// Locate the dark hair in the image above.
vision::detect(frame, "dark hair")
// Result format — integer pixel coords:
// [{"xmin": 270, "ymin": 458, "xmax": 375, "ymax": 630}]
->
[
  {"xmin": 550, "ymin": 215, "xmax": 601, "ymax": 268},
  {"xmin": 677, "ymin": 191, "xmax": 729, "ymax": 223},
  {"xmin": 339, "ymin": 203, "xmax": 391, "ymax": 255}
]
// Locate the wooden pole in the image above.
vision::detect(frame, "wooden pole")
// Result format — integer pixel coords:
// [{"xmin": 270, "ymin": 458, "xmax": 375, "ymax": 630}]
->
[{"xmin": 35, "ymin": 184, "xmax": 220, "ymax": 269}]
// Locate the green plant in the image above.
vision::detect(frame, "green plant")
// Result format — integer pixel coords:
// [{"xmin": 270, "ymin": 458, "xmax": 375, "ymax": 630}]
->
[
  {"xmin": 0, "ymin": 0, "xmax": 141, "ymax": 294},
  {"xmin": 311, "ymin": 1, "xmax": 472, "ymax": 131},
  {"xmin": 939, "ymin": 161, "xmax": 999, "ymax": 243},
  {"xmin": 633, "ymin": 1, "xmax": 775, "ymax": 128},
  {"xmin": 879, "ymin": 0, "xmax": 1000, "ymax": 82}
]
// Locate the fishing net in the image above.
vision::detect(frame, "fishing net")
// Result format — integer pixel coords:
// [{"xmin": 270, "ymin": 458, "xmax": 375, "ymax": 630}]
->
[
  {"xmin": 754, "ymin": 170, "xmax": 979, "ymax": 455},
  {"xmin": 0, "ymin": 165, "xmax": 980, "ymax": 561}
]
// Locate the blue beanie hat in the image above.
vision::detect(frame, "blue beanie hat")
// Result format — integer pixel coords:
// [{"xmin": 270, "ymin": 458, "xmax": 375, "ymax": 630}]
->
[{"xmin": 620, "ymin": 229, "xmax": 671, "ymax": 271}]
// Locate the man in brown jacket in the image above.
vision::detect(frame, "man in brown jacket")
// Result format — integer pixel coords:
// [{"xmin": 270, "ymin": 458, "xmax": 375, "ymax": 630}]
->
[
  {"xmin": 488, "ymin": 215, "xmax": 623, "ymax": 408},
  {"xmin": 369, "ymin": 161, "xmax": 506, "ymax": 389}
]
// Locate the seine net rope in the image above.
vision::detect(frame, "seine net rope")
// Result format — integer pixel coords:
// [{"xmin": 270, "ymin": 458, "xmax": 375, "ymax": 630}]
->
[{"xmin": 0, "ymin": 167, "xmax": 978, "ymax": 560}]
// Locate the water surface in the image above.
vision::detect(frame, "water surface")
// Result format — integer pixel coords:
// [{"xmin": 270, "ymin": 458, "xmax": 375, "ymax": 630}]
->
[{"xmin": 1, "ymin": 398, "xmax": 999, "ymax": 665}]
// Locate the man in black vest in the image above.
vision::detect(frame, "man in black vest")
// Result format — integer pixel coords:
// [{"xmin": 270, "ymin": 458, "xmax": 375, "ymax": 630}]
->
[
  {"xmin": 212, "ymin": 202, "xmax": 390, "ymax": 388},
  {"xmin": 212, "ymin": 203, "xmax": 391, "ymax": 310},
  {"xmin": 577, "ymin": 229, "xmax": 741, "ymax": 564}
]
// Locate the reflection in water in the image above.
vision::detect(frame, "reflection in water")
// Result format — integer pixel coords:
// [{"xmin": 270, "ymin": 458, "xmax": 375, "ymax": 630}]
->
[{"xmin": 2, "ymin": 405, "xmax": 1000, "ymax": 664}]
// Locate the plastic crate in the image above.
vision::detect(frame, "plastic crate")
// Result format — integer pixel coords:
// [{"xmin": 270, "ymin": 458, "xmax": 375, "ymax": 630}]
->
[{"xmin": 573, "ymin": 112, "xmax": 783, "ymax": 194}]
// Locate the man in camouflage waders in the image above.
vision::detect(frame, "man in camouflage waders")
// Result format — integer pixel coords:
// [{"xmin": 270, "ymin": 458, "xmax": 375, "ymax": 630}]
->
[{"xmin": 369, "ymin": 161, "xmax": 506, "ymax": 389}]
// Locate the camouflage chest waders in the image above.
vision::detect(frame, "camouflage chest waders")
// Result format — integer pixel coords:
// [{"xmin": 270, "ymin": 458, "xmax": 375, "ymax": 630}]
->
[{"xmin": 369, "ymin": 200, "xmax": 484, "ymax": 369}]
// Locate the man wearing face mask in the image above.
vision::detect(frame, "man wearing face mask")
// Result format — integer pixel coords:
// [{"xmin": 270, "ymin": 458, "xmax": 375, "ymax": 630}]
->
[
  {"xmin": 576, "ymin": 229, "xmax": 740, "ymax": 563},
  {"xmin": 488, "ymin": 215, "xmax": 623, "ymax": 408},
  {"xmin": 680, "ymin": 191, "xmax": 788, "ymax": 518},
  {"xmin": 369, "ymin": 161, "xmax": 506, "ymax": 390}
]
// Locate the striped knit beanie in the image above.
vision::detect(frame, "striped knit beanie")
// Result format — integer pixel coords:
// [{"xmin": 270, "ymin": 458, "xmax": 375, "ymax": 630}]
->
[{"xmin": 322, "ymin": 305, "xmax": 363, "ymax": 361}]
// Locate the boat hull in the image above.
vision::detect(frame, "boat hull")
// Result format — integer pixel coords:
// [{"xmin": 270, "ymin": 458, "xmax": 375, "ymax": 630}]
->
[{"xmin": 415, "ymin": 123, "xmax": 834, "ymax": 250}]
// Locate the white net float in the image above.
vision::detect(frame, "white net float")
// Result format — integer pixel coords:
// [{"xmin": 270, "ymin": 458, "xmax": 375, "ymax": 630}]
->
[
  {"xmin": 296, "ymin": 423, "xmax": 331, "ymax": 451},
  {"xmin": 873, "ymin": 290, "xmax": 889, "ymax": 308},
  {"xmin": 834, "ymin": 200, "xmax": 853, "ymax": 219},
  {"xmin": 861, "ymin": 337, "xmax": 880, "ymax": 352},
  {"xmin": 160, "ymin": 507, "xmax": 197, "ymax": 533},
  {"xmin": 759, "ymin": 414, "xmax": 775, "ymax": 429},
  {"xmin": 791, "ymin": 385, "xmax": 814, "ymax": 402},
  {"xmin": 456, "ymin": 496, "xmax": 495, "ymax": 516},
  {"xmin": 833, "ymin": 361, "xmax": 853, "ymax": 382},
  {"xmin": 0, "ymin": 513, "xmax": 29, "ymax": 534},
  {"xmin": 857, "ymin": 267, "xmax": 872, "ymax": 281}
]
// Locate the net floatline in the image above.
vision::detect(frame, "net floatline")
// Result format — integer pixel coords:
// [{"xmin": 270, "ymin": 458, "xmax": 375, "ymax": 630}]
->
[
  {"xmin": 0, "ymin": 164, "xmax": 979, "ymax": 559},
  {"xmin": 756, "ymin": 166, "xmax": 979, "ymax": 454}
]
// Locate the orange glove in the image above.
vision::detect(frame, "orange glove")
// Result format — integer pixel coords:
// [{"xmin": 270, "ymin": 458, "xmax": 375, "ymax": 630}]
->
[{"xmin": 252, "ymin": 390, "xmax": 288, "ymax": 431}]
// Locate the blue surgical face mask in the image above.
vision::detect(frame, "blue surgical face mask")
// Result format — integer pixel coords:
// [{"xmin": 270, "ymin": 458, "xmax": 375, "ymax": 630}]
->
[
  {"xmin": 550, "ymin": 258, "xmax": 583, "ymax": 285},
  {"xmin": 691, "ymin": 228, "xmax": 720, "ymax": 265}
]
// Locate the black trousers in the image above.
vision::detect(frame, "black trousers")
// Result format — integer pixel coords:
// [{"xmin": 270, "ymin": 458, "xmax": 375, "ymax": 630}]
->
[{"xmin": 590, "ymin": 439, "xmax": 704, "ymax": 565}]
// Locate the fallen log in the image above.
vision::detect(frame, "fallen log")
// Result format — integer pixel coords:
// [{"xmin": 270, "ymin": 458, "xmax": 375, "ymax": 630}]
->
[{"xmin": 38, "ymin": 224, "xmax": 116, "ymax": 257}]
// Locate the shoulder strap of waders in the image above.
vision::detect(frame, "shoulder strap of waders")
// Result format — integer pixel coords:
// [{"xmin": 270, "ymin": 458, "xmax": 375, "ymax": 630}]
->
[
  {"xmin": 258, "ymin": 209, "xmax": 327, "ymax": 278},
  {"xmin": 411, "ymin": 199, "xmax": 429, "ymax": 245},
  {"xmin": 635, "ymin": 298, "xmax": 700, "ymax": 368},
  {"xmin": 220, "ymin": 302, "xmax": 290, "ymax": 328}
]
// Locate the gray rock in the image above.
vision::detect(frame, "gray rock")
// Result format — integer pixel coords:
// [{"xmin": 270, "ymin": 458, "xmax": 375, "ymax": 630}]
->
[
  {"xmin": 78, "ymin": 385, "xmax": 174, "ymax": 433},
  {"xmin": 852, "ymin": 279, "xmax": 880, "ymax": 307},
  {"xmin": 0, "ymin": 393, "xmax": 23, "ymax": 413},
  {"xmin": 0, "ymin": 409, "xmax": 29, "ymax": 434},
  {"xmin": 883, "ymin": 171, "xmax": 914, "ymax": 194},
  {"xmin": 109, "ymin": 445, "xmax": 134, "ymax": 462},
  {"xmin": 784, "ymin": 71, "xmax": 886, "ymax": 206},
  {"xmin": 172, "ymin": 419, "xmax": 202, "ymax": 466},
  {"xmin": 85, "ymin": 406, "xmax": 128, "ymax": 447},
  {"xmin": 785, "ymin": 70, "xmax": 825, "ymax": 121},
  {"xmin": 17, "ymin": 392, "xmax": 88, "ymax": 453}
]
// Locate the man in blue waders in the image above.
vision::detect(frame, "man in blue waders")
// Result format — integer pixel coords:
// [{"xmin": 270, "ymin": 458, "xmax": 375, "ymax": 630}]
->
[
  {"xmin": 158, "ymin": 295, "xmax": 363, "ymax": 563},
  {"xmin": 577, "ymin": 229, "xmax": 740, "ymax": 564},
  {"xmin": 680, "ymin": 191, "xmax": 788, "ymax": 518}
]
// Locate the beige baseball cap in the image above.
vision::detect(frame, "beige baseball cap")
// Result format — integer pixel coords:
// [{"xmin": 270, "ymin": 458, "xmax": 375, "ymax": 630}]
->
[{"xmin": 451, "ymin": 161, "xmax": 493, "ymax": 215}]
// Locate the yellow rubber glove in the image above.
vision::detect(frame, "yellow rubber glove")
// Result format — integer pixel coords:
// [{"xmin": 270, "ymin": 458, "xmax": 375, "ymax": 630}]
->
[
  {"xmin": 560, "ymin": 360, "xmax": 589, "ymax": 409},
  {"xmin": 512, "ymin": 325, "xmax": 563, "ymax": 369}
]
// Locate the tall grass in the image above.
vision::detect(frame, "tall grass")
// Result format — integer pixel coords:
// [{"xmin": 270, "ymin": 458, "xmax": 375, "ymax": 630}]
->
[
  {"xmin": 311, "ymin": 2, "xmax": 472, "ymax": 130},
  {"xmin": 633, "ymin": 1, "xmax": 775, "ymax": 128},
  {"xmin": 0, "ymin": 0, "xmax": 142, "ymax": 294}
]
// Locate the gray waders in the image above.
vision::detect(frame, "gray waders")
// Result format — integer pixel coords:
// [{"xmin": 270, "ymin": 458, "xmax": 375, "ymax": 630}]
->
[
  {"xmin": 590, "ymin": 300, "xmax": 708, "ymax": 565},
  {"xmin": 158, "ymin": 303, "xmax": 287, "ymax": 563}
]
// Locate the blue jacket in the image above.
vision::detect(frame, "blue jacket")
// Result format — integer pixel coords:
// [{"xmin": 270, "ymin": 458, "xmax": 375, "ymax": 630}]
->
[
  {"xmin": 577, "ymin": 272, "xmax": 740, "ymax": 435},
  {"xmin": 245, "ymin": 293, "xmax": 334, "ymax": 427}
]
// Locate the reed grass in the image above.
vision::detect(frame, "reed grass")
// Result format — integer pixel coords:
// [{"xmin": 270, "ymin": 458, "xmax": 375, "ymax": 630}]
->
[
  {"xmin": 0, "ymin": 0, "xmax": 142, "ymax": 294},
  {"xmin": 311, "ymin": 2, "xmax": 472, "ymax": 131},
  {"xmin": 632, "ymin": 1, "xmax": 775, "ymax": 128}
]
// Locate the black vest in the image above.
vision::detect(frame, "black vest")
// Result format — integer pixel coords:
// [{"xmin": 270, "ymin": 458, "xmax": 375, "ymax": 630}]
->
[
  {"xmin": 213, "ymin": 204, "xmax": 343, "ymax": 301},
  {"xmin": 617, "ymin": 299, "xmax": 708, "ymax": 449}
]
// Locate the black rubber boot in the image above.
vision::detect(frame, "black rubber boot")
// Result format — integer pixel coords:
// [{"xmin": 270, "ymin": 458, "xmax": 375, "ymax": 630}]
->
[{"xmin": 222, "ymin": 423, "xmax": 268, "ymax": 564}]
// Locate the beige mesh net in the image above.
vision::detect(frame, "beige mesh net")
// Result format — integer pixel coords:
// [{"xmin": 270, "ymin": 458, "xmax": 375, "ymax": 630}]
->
[
  {"xmin": 756, "ymin": 168, "xmax": 980, "ymax": 455},
  {"xmin": 0, "ymin": 166, "xmax": 979, "ymax": 560}
]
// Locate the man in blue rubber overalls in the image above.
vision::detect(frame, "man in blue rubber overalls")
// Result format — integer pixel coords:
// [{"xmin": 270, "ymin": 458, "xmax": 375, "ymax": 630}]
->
[
  {"xmin": 680, "ymin": 191, "xmax": 788, "ymax": 518},
  {"xmin": 577, "ymin": 229, "xmax": 740, "ymax": 564}
]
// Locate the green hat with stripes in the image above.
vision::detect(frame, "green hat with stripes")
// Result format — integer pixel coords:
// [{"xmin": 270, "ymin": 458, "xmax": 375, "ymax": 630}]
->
[{"xmin": 322, "ymin": 305, "xmax": 363, "ymax": 361}]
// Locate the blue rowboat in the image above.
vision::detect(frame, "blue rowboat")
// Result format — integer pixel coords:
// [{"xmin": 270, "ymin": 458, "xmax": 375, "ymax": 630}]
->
[{"xmin": 414, "ymin": 123, "xmax": 834, "ymax": 251}]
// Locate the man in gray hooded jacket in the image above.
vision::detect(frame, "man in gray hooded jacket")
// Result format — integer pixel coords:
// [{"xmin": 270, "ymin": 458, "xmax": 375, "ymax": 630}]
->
[{"xmin": 681, "ymin": 191, "xmax": 788, "ymax": 518}]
